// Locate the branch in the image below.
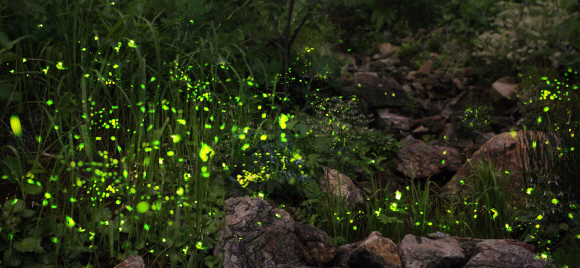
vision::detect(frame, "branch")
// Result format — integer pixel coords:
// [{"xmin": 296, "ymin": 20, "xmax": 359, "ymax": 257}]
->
[
  {"xmin": 289, "ymin": 15, "xmax": 309, "ymax": 48},
  {"xmin": 273, "ymin": 13, "xmax": 281, "ymax": 39},
  {"xmin": 281, "ymin": 0, "xmax": 295, "ymax": 38}
]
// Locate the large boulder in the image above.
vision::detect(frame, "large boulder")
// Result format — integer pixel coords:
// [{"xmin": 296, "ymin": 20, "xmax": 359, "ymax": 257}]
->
[
  {"xmin": 439, "ymin": 130, "xmax": 562, "ymax": 209},
  {"xmin": 213, "ymin": 196, "xmax": 337, "ymax": 268}
]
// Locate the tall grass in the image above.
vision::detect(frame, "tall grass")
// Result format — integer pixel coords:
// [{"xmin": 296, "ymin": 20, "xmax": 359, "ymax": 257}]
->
[{"xmin": 510, "ymin": 66, "xmax": 580, "ymax": 266}]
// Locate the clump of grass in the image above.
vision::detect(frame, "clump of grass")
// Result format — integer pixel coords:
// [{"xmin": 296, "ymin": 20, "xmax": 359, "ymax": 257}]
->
[{"xmin": 509, "ymin": 67, "xmax": 580, "ymax": 264}]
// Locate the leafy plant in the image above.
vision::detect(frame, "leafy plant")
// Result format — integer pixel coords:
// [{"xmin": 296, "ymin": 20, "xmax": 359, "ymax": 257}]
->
[
  {"xmin": 287, "ymin": 177, "xmax": 326, "ymax": 226},
  {"xmin": 292, "ymin": 95, "xmax": 402, "ymax": 178},
  {"xmin": 438, "ymin": 0, "xmax": 503, "ymax": 37},
  {"xmin": 0, "ymin": 32, "xmax": 31, "ymax": 106},
  {"xmin": 0, "ymin": 32, "xmax": 30, "ymax": 65},
  {"xmin": 396, "ymin": 38, "xmax": 424, "ymax": 61},
  {"xmin": 549, "ymin": 229, "xmax": 580, "ymax": 268},
  {"xmin": 509, "ymin": 190, "xmax": 580, "ymax": 260},
  {"xmin": 425, "ymin": 31, "xmax": 445, "ymax": 53},
  {"xmin": 0, "ymin": 198, "xmax": 83, "ymax": 267},
  {"xmin": 220, "ymin": 127, "xmax": 316, "ymax": 200},
  {"xmin": 286, "ymin": 51, "xmax": 343, "ymax": 108},
  {"xmin": 460, "ymin": 102, "xmax": 497, "ymax": 132},
  {"xmin": 472, "ymin": 0, "xmax": 579, "ymax": 70}
]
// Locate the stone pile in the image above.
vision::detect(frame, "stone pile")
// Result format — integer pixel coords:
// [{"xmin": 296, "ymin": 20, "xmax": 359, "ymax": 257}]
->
[
  {"xmin": 114, "ymin": 195, "xmax": 554, "ymax": 268},
  {"xmin": 289, "ymin": 29, "xmax": 564, "ymax": 211},
  {"xmin": 212, "ymin": 196, "xmax": 554, "ymax": 268}
]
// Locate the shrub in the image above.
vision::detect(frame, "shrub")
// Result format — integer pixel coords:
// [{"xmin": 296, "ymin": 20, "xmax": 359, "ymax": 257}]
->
[
  {"xmin": 290, "ymin": 95, "xmax": 404, "ymax": 180},
  {"xmin": 397, "ymin": 38, "xmax": 424, "ymax": 61},
  {"xmin": 460, "ymin": 102, "xmax": 497, "ymax": 133},
  {"xmin": 220, "ymin": 94, "xmax": 404, "ymax": 202},
  {"xmin": 472, "ymin": 0, "xmax": 579, "ymax": 70},
  {"xmin": 223, "ymin": 129, "xmax": 315, "ymax": 200}
]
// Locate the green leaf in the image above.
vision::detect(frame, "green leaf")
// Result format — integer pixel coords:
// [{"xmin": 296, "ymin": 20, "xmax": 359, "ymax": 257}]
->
[
  {"xmin": 0, "ymin": 32, "xmax": 11, "ymax": 50},
  {"xmin": 21, "ymin": 181, "xmax": 43, "ymax": 195},
  {"xmin": 120, "ymin": 221, "xmax": 132, "ymax": 233},
  {"xmin": 296, "ymin": 8, "xmax": 309, "ymax": 21},
  {"xmin": 0, "ymin": 32, "xmax": 32, "ymax": 52},
  {"xmin": 375, "ymin": 16, "xmax": 384, "ymax": 32},
  {"xmin": 379, "ymin": 214, "xmax": 404, "ymax": 225},
  {"xmin": 0, "ymin": 155, "xmax": 23, "ymax": 182},
  {"xmin": 4, "ymin": 248, "xmax": 22, "ymax": 267},
  {"xmin": 147, "ymin": 231, "xmax": 157, "ymax": 242},
  {"xmin": 121, "ymin": 240, "xmax": 131, "ymax": 249},
  {"xmin": 170, "ymin": 251, "xmax": 186, "ymax": 264},
  {"xmin": 523, "ymin": 234, "xmax": 535, "ymax": 243},
  {"xmin": 310, "ymin": 23, "xmax": 323, "ymax": 35},
  {"xmin": 134, "ymin": 237, "xmax": 145, "ymax": 250},
  {"xmin": 94, "ymin": 207, "xmax": 112, "ymax": 222},
  {"xmin": 164, "ymin": 237, "xmax": 175, "ymax": 247},
  {"xmin": 129, "ymin": 249, "xmax": 140, "ymax": 256},
  {"xmin": 545, "ymin": 223, "xmax": 560, "ymax": 236},
  {"xmin": 552, "ymin": 243, "xmax": 580, "ymax": 268},
  {"xmin": 21, "ymin": 209, "xmax": 36, "ymax": 218},
  {"xmin": 0, "ymin": 52, "xmax": 23, "ymax": 64},
  {"xmin": 4, "ymin": 198, "xmax": 25, "ymax": 213},
  {"xmin": 358, "ymin": 11, "xmax": 369, "ymax": 20},
  {"xmin": 206, "ymin": 218, "xmax": 222, "ymax": 234},
  {"xmin": 204, "ymin": 255, "xmax": 222, "ymax": 267},
  {"xmin": 68, "ymin": 245, "xmax": 92, "ymax": 260},
  {"xmin": 40, "ymin": 252, "xmax": 56, "ymax": 265},
  {"xmin": 14, "ymin": 237, "xmax": 41, "ymax": 252},
  {"xmin": 371, "ymin": 9, "xmax": 379, "ymax": 23}
]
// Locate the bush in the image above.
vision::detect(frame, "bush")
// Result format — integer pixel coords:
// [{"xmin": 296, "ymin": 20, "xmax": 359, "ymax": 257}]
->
[
  {"xmin": 289, "ymin": 95, "xmax": 403, "ymax": 180},
  {"xmin": 223, "ymin": 129, "xmax": 315, "ymax": 200},
  {"xmin": 397, "ymin": 38, "xmax": 424, "ymax": 61},
  {"xmin": 472, "ymin": 0, "xmax": 579, "ymax": 70}
]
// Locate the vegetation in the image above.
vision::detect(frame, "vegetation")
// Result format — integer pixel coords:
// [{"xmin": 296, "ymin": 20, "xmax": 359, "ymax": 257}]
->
[{"xmin": 0, "ymin": 0, "xmax": 579, "ymax": 267}]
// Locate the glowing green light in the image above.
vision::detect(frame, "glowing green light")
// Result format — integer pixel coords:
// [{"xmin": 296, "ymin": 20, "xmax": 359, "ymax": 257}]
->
[
  {"xmin": 10, "ymin": 114, "xmax": 22, "ymax": 136},
  {"xmin": 136, "ymin": 201, "xmax": 150, "ymax": 213}
]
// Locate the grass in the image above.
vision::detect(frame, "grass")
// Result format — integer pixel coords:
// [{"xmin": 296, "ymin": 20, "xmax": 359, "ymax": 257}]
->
[{"xmin": 1, "ymin": 1, "xmax": 579, "ymax": 267}]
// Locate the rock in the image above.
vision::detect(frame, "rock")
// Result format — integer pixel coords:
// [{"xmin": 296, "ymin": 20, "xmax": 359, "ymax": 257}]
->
[
  {"xmin": 439, "ymin": 130, "xmax": 563, "ymax": 209},
  {"xmin": 378, "ymin": 43, "xmax": 399, "ymax": 57},
  {"xmin": 416, "ymin": 59, "xmax": 434, "ymax": 76},
  {"xmin": 429, "ymin": 52, "xmax": 439, "ymax": 60},
  {"xmin": 213, "ymin": 197, "xmax": 337, "ymax": 268},
  {"xmin": 114, "ymin": 255, "xmax": 145, "ymax": 268},
  {"xmin": 391, "ymin": 135, "xmax": 463, "ymax": 181},
  {"xmin": 333, "ymin": 52, "xmax": 357, "ymax": 66},
  {"xmin": 317, "ymin": 165, "xmax": 366, "ymax": 211},
  {"xmin": 491, "ymin": 76, "xmax": 520, "ymax": 102},
  {"xmin": 346, "ymin": 73, "xmax": 412, "ymax": 110},
  {"xmin": 453, "ymin": 77, "xmax": 465, "ymax": 90}
]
